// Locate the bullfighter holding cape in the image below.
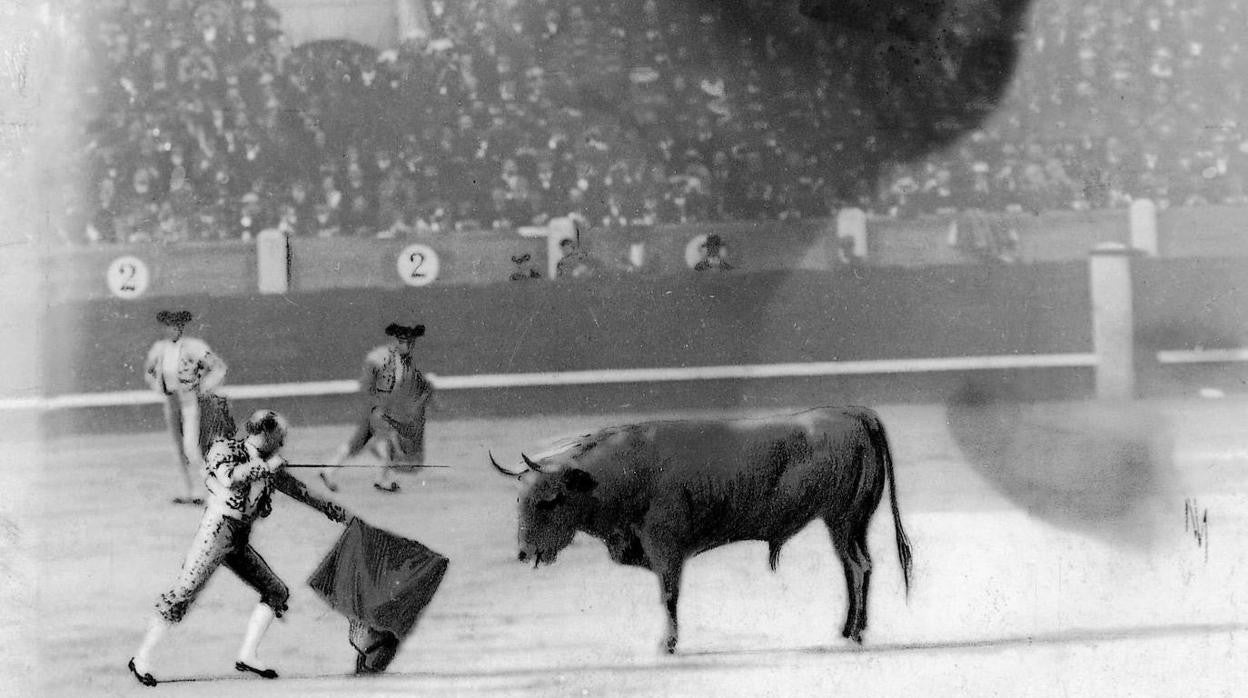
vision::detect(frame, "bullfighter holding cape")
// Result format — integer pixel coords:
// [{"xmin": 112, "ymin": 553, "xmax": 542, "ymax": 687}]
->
[
  {"xmin": 129, "ymin": 398, "xmax": 448, "ymax": 684},
  {"xmin": 129, "ymin": 409, "xmax": 352, "ymax": 686}
]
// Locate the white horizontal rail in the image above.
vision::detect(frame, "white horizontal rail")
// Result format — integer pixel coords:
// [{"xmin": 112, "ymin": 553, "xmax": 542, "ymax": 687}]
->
[
  {"xmin": 1156, "ymin": 349, "xmax": 1248, "ymax": 365},
  {"xmin": 0, "ymin": 353, "xmax": 1098, "ymax": 412}
]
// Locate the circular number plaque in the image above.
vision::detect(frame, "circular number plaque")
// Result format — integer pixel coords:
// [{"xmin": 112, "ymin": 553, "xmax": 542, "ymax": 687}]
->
[
  {"xmin": 107, "ymin": 256, "xmax": 150, "ymax": 299},
  {"xmin": 397, "ymin": 244, "xmax": 440, "ymax": 287}
]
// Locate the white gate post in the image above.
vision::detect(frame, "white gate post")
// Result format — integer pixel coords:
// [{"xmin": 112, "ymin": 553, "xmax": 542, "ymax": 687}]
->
[
  {"xmin": 1089, "ymin": 243, "xmax": 1137, "ymax": 400},
  {"xmin": 836, "ymin": 207, "xmax": 868, "ymax": 258},
  {"xmin": 256, "ymin": 228, "xmax": 290, "ymax": 294}
]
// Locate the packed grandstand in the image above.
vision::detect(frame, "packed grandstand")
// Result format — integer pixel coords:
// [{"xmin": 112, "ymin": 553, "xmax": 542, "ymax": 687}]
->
[{"xmin": 56, "ymin": 0, "xmax": 1248, "ymax": 244}]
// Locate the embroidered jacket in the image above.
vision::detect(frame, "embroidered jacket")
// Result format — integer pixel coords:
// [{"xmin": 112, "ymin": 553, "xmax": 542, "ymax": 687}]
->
[
  {"xmin": 360, "ymin": 345, "xmax": 434, "ymax": 422},
  {"xmin": 144, "ymin": 337, "xmax": 228, "ymax": 395},
  {"xmin": 202, "ymin": 438, "xmax": 346, "ymax": 524}
]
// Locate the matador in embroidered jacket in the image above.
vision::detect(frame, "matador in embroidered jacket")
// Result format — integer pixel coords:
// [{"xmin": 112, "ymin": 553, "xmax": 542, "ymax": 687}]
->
[{"xmin": 129, "ymin": 410, "xmax": 350, "ymax": 687}]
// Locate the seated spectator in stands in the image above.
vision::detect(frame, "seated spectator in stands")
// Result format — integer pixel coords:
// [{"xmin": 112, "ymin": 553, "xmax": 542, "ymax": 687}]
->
[
  {"xmin": 314, "ymin": 203, "xmax": 341, "ymax": 237},
  {"xmin": 238, "ymin": 187, "xmax": 266, "ymax": 240},
  {"xmin": 274, "ymin": 204, "xmax": 300, "ymax": 237},
  {"xmin": 376, "ymin": 211, "xmax": 413, "ymax": 239},
  {"xmin": 287, "ymin": 181, "xmax": 315, "ymax": 236},
  {"xmin": 509, "ymin": 252, "xmax": 542, "ymax": 281},
  {"xmin": 87, "ymin": 176, "xmax": 119, "ymax": 244},
  {"xmin": 555, "ymin": 239, "xmax": 603, "ymax": 279},
  {"xmin": 694, "ymin": 234, "xmax": 735, "ymax": 272}
]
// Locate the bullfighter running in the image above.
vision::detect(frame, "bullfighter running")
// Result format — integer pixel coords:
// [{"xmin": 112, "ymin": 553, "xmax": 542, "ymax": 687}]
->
[{"xmin": 319, "ymin": 323, "xmax": 435, "ymax": 494}]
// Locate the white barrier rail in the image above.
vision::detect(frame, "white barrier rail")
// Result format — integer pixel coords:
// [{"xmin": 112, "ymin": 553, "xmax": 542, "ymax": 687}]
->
[
  {"xmin": 1156, "ymin": 349, "xmax": 1248, "ymax": 365},
  {"xmin": 0, "ymin": 353, "xmax": 1098, "ymax": 412}
]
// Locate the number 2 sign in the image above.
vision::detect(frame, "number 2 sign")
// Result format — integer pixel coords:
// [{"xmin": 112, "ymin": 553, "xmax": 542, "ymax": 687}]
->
[
  {"xmin": 107, "ymin": 256, "xmax": 150, "ymax": 299},
  {"xmin": 396, "ymin": 244, "xmax": 440, "ymax": 287}
]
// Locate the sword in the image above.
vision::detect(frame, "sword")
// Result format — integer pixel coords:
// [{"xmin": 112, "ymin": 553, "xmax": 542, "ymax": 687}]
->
[{"xmin": 284, "ymin": 463, "xmax": 453, "ymax": 469}]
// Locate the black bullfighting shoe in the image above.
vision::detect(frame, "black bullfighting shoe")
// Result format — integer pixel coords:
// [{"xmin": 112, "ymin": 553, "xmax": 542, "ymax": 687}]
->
[
  {"xmin": 373, "ymin": 481, "xmax": 400, "ymax": 493},
  {"xmin": 128, "ymin": 658, "xmax": 157, "ymax": 687},
  {"xmin": 234, "ymin": 661, "xmax": 279, "ymax": 679}
]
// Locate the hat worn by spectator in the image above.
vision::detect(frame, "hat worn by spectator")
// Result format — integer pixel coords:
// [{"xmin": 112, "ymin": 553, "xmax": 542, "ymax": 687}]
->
[
  {"xmin": 156, "ymin": 310, "xmax": 194, "ymax": 327},
  {"xmin": 385, "ymin": 323, "xmax": 426, "ymax": 341}
]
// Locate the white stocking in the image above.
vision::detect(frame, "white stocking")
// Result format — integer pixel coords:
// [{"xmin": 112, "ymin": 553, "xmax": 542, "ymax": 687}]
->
[
  {"xmin": 237, "ymin": 604, "xmax": 276, "ymax": 668},
  {"xmin": 134, "ymin": 616, "xmax": 172, "ymax": 674}
]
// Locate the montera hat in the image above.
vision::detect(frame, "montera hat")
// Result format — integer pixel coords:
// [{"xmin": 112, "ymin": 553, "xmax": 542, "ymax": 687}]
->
[
  {"xmin": 385, "ymin": 323, "xmax": 426, "ymax": 340},
  {"xmin": 156, "ymin": 310, "xmax": 193, "ymax": 326}
]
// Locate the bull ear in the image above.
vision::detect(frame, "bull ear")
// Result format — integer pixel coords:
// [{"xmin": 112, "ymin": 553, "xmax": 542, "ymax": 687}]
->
[{"xmin": 561, "ymin": 468, "xmax": 597, "ymax": 493}]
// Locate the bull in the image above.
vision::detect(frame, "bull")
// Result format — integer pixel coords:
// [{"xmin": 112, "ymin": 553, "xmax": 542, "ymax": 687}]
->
[{"xmin": 491, "ymin": 406, "xmax": 913, "ymax": 653}]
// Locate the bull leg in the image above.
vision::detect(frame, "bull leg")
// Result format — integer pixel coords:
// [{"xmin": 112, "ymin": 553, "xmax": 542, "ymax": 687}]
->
[
  {"xmin": 850, "ymin": 535, "xmax": 873, "ymax": 641},
  {"xmin": 654, "ymin": 562, "xmax": 683, "ymax": 654},
  {"xmin": 825, "ymin": 520, "xmax": 868, "ymax": 643},
  {"xmin": 838, "ymin": 551, "xmax": 861, "ymax": 641}
]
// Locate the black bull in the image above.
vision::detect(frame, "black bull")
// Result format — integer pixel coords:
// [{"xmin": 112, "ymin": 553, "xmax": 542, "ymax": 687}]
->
[{"xmin": 492, "ymin": 406, "xmax": 913, "ymax": 653}]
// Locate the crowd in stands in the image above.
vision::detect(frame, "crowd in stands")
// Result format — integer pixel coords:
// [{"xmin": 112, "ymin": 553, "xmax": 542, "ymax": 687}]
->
[
  {"xmin": 879, "ymin": 0, "xmax": 1248, "ymax": 217},
  {"xmin": 72, "ymin": 0, "xmax": 1247, "ymax": 244}
]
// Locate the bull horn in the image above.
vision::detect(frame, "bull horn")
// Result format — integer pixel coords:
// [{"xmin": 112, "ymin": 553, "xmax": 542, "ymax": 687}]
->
[
  {"xmin": 489, "ymin": 451, "xmax": 525, "ymax": 478},
  {"xmin": 521, "ymin": 452, "xmax": 545, "ymax": 473}
]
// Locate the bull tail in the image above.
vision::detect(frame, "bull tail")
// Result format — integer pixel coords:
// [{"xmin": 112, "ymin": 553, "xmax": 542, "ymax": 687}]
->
[{"xmin": 863, "ymin": 411, "xmax": 912, "ymax": 596}]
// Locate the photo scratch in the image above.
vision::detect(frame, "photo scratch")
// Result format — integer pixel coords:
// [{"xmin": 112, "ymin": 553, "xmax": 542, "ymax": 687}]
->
[{"xmin": 1184, "ymin": 498, "xmax": 1209, "ymax": 563}]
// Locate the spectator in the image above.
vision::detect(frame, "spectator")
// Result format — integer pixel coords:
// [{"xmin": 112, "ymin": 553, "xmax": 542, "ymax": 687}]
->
[
  {"xmin": 555, "ymin": 239, "xmax": 603, "ymax": 279},
  {"xmin": 694, "ymin": 234, "xmax": 735, "ymax": 272},
  {"xmin": 509, "ymin": 252, "xmax": 542, "ymax": 281}
]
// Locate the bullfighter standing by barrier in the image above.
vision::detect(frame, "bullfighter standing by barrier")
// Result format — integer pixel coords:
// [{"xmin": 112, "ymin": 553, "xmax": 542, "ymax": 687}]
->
[
  {"xmin": 143, "ymin": 310, "xmax": 228, "ymax": 505},
  {"xmin": 319, "ymin": 323, "xmax": 434, "ymax": 494},
  {"xmin": 129, "ymin": 410, "xmax": 351, "ymax": 686}
]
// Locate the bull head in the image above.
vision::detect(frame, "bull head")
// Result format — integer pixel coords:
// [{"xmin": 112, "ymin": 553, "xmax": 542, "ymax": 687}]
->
[{"xmin": 516, "ymin": 466, "xmax": 599, "ymax": 567}]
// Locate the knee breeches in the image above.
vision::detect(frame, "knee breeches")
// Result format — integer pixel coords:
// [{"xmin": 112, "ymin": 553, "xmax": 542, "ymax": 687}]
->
[
  {"xmin": 155, "ymin": 515, "xmax": 289, "ymax": 623},
  {"xmin": 164, "ymin": 393, "xmax": 203, "ymax": 468}
]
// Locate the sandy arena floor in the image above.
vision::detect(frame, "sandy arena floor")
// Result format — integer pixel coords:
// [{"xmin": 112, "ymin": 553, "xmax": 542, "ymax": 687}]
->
[{"xmin": 2, "ymin": 398, "xmax": 1246, "ymax": 696}]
